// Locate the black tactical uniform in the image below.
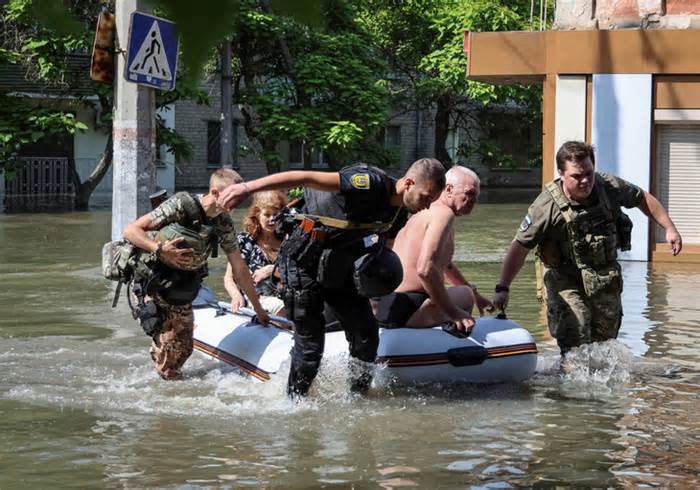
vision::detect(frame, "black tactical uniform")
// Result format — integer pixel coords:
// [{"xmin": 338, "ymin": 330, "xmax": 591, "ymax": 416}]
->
[{"xmin": 278, "ymin": 164, "xmax": 408, "ymax": 396}]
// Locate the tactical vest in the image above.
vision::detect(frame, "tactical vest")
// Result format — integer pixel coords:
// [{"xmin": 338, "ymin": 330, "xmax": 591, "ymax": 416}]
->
[
  {"xmin": 539, "ymin": 175, "xmax": 619, "ymax": 270},
  {"xmin": 156, "ymin": 222, "xmax": 217, "ymax": 272},
  {"xmin": 139, "ymin": 192, "xmax": 219, "ymax": 304}
]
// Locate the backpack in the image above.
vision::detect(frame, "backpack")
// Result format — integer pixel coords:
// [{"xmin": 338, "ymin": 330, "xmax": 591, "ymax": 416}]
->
[{"xmin": 102, "ymin": 239, "xmax": 138, "ymax": 281}]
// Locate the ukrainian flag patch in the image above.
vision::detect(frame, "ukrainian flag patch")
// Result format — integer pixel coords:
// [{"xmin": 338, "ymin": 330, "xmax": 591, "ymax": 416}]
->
[
  {"xmin": 350, "ymin": 173, "xmax": 370, "ymax": 189},
  {"xmin": 519, "ymin": 214, "xmax": 532, "ymax": 232}
]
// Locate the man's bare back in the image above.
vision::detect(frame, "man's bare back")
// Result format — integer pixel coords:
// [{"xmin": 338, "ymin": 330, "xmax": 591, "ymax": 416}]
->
[{"xmin": 393, "ymin": 204, "xmax": 455, "ymax": 293}]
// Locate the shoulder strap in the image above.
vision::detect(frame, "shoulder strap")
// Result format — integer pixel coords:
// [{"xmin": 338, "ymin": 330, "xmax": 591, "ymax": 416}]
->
[
  {"xmin": 544, "ymin": 180, "xmax": 575, "ymax": 223},
  {"xmin": 178, "ymin": 192, "xmax": 206, "ymax": 228}
]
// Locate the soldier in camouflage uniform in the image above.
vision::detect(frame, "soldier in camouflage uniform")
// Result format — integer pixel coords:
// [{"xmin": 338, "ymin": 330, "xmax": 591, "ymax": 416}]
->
[
  {"xmin": 492, "ymin": 141, "xmax": 682, "ymax": 355},
  {"xmin": 122, "ymin": 169, "xmax": 270, "ymax": 379}
]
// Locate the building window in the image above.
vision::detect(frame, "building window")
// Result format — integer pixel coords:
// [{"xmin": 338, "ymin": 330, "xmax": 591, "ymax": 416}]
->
[
  {"xmin": 288, "ymin": 140, "xmax": 326, "ymax": 169},
  {"xmin": 207, "ymin": 120, "xmax": 239, "ymax": 168},
  {"xmin": 378, "ymin": 125, "xmax": 401, "ymax": 150},
  {"xmin": 446, "ymin": 128, "xmax": 460, "ymax": 161},
  {"xmin": 383, "ymin": 125, "xmax": 401, "ymax": 149},
  {"xmin": 207, "ymin": 121, "xmax": 221, "ymax": 165}
]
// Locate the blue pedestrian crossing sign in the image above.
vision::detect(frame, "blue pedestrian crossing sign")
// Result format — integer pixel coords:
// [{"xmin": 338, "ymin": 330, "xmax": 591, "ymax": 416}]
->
[{"xmin": 126, "ymin": 12, "xmax": 179, "ymax": 90}]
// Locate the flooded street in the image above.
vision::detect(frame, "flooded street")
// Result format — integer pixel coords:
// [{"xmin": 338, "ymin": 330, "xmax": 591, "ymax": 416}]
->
[{"xmin": 1, "ymin": 198, "xmax": 699, "ymax": 488}]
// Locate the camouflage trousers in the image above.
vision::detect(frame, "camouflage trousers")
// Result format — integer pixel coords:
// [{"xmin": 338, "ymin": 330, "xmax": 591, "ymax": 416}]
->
[
  {"xmin": 149, "ymin": 296, "xmax": 195, "ymax": 380},
  {"xmin": 543, "ymin": 267, "xmax": 623, "ymax": 354}
]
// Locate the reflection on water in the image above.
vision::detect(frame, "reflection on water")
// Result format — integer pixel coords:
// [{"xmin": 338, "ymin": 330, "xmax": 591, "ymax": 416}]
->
[{"xmin": 1, "ymin": 203, "xmax": 699, "ymax": 487}]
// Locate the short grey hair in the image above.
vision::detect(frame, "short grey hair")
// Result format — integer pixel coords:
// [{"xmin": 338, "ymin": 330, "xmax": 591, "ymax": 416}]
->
[{"xmin": 446, "ymin": 165, "xmax": 480, "ymax": 187}]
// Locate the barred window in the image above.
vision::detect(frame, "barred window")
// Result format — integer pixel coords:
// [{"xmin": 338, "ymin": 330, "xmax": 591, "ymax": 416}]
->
[
  {"xmin": 207, "ymin": 121, "xmax": 221, "ymax": 165},
  {"xmin": 207, "ymin": 120, "xmax": 239, "ymax": 168},
  {"xmin": 288, "ymin": 140, "xmax": 326, "ymax": 169}
]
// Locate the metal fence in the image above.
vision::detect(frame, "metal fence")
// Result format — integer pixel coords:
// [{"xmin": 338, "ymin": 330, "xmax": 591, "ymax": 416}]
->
[{"xmin": 4, "ymin": 157, "xmax": 75, "ymax": 212}]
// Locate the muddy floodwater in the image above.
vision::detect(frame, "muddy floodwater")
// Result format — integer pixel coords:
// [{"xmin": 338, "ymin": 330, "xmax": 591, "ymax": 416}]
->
[{"xmin": 1, "ymin": 192, "xmax": 699, "ymax": 488}]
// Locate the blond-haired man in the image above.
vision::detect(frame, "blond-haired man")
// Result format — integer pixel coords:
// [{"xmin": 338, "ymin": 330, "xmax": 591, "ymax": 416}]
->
[{"xmin": 123, "ymin": 169, "xmax": 269, "ymax": 379}]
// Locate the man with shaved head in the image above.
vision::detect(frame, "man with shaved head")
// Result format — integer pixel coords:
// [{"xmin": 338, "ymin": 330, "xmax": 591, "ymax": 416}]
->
[{"xmin": 376, "ymin": 165, "xmax": 492, "ymax": 334}]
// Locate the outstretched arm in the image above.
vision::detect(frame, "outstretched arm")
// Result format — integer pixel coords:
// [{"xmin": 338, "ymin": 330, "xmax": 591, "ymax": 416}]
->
[
  {"xmin": 219, "ymin": 171, "xmax": 340, "ymax": 210},
  {"xmin": 637, "ymin": 191, "xmax": 682, "ymax": 256},
  {"xmin": 445, "ymin": 262, "xmax": 493, "ymax": 315},
  {"xmin": 224, "ymin": 262, "xmax": 246, "ymax": 312},
  {"xmin": 492, "ymin": 240, "xmax": 531, "ymax": 311}
]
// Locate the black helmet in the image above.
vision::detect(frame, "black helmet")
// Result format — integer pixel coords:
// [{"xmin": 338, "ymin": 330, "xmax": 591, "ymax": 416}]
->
[{"xmin": 353, "ymin": 247, "xmax": 403, "ymax": 298}]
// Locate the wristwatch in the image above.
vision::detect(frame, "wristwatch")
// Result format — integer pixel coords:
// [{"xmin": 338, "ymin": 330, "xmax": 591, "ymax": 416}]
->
[
  {"xmin": 494, "ymin": 284, "xmax": 510, "ymax": 293},
  {"xmin": 154, "ymin": 241, "xmax": 163, "ymax": 260}
]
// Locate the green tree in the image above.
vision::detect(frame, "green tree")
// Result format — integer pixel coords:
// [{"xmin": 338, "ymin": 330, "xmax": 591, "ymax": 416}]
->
[
  {"xmin": 358, "ymin": 0, "xmax": 548, "ymax": 168},
  {"xmin": 0, "ymin": 0, "xmax": 205, "ymax": 210},
  {"xmin": 231, "ymin": 0, "xmax": 390, "ymax": 172}
]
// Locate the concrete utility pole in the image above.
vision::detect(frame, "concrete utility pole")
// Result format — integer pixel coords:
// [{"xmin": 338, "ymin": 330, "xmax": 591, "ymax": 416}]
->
[
  {"xmin": 111, "ymin": 0, "xmax": 156, "ymax": 240},
  {"xmin": 220, "ymin": 39, "xmax": 233, "ymax": 168}
]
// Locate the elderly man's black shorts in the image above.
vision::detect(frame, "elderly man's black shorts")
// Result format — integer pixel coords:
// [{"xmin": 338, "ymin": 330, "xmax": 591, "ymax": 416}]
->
[{"xmin": 375, "ymin": 291, "xmax": 429, "ymax": 328}]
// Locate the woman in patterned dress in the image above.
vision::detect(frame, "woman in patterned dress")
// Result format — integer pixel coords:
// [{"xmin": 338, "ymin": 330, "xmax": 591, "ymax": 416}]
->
[{"xmin": 224, "ymin": 190, "xmax": 288, "ymax": 315}]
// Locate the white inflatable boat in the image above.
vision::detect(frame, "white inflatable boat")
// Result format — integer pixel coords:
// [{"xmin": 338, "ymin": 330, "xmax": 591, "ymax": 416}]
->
[{"xmin": 192, "ymin": 291, "xmax": 537, "ymax": 385}]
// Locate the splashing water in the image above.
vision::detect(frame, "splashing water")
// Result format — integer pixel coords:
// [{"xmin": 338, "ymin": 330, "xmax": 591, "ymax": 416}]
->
[{"xmin": 533, "ymin": 340, "xmax": 635, "ymax": 399}]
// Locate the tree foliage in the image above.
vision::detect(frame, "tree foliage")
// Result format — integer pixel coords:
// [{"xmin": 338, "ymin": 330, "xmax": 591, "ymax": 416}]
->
[
  {"xmin": 2, "ymin": 0, "xmax": 553, "ymax": 211},
  {"xmin": 0, "ymin": 0, "xmax": 205, "ymax": 209},
  {"xmin": 232, "ymin": 0, "xmax": 390, "ymax": 171},
  {"xmin": 357, "ymin": 0, "xmax": 549, "ymax": 168}
]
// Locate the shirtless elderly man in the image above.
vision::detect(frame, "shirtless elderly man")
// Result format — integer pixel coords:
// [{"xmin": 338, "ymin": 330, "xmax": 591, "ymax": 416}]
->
[{"xmin": 376, "ymin": 166, "xmax": 492, "ymax": 333}]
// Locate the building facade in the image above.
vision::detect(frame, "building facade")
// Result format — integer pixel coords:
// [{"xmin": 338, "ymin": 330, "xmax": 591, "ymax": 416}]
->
[{"xmin": 466, "ymin": 0, "xmax": 700, "ymax": 262}]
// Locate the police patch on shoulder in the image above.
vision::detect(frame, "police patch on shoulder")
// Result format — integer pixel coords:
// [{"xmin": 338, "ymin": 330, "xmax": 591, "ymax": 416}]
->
[
  {"xmin": 350, "ymin": 173, "xmax": 370, "ymax": 189},
  {"xmin": 519, "ymin": 215, "xmax": 532, "ymax": 232}
]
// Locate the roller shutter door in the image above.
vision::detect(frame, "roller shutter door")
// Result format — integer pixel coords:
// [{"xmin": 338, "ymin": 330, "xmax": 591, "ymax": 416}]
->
[{"xmin": 655, "ymin": 126, "xmax": 700, "ymax": 244}]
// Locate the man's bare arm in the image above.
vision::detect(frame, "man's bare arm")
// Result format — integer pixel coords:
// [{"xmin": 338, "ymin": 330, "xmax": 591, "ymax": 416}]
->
[
  {"xmin": 219, "ymin": 171, "xmax": 340, "ymax": 210},
  {"xmin": 492, "ymin": 240, "xmax": 531, "ymax": 310},
  {"xmin": 123, "ymin": 214, "xmax": 160, "ymax": 253},
  {"xmin": 123, "ymin": 214, "xmax": 194, "ymax": 270},
  {"xmin": 416, "ymin": 209, "xmax": 463, "ymax": 319},
  {"xmin": 445, "ymin": 262, "xmax": 494, "ymax": 315},
  {"xmin": 445, "ymin": 262, "xmax": 470, "ymax": 287},
  {"xmin": 637, "ymin": 191, "xmax": 682, "ymax": 255},
  {"xmin": 227, "ymin": 251, "xmax": 269, "ymax": 325}
]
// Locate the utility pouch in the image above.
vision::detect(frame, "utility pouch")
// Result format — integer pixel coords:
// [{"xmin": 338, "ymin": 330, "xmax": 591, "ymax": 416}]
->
[
  {"xmin": 617, "ymin": 212, "xmax": 633, "ymax": 251},
  {"xmin": 281, "ymin": 227, "xmax": 323, "ymax": 270},
  {"xmin": 280, "ymin": 228, "xmax": 309, "ymax": 261},
  {"xmin": 587, "ymin": 235, "xmax": 609, "ymax": 266},
  {"xmin": 138, "ymin": 300, "xmax": 163, "ymax": 337},
  {"xmin": 580, "ymin": 264, "xmax": 622, "ymax": 297},
  {"xmin": 296, "ymin": 238, "xmax": 323, "ymax": 270},
  {"xmin": 129, "ymin": 281, "xmax": 164, "ymax": 338},
  {"xmin": 102, "ymin": 239, "xmax": 136, "ymax": 281},
  {"xmin": 317, "ymin": 249, "xmax": 353, "ymax": 289}
]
